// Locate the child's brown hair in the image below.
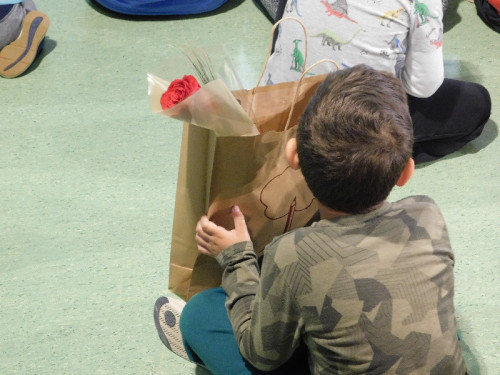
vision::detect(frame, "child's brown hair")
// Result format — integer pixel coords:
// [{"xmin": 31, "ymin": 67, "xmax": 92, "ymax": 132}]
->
[{"xmin": 297, "ymin": 64, "xmax": 413, "ymax": 214}]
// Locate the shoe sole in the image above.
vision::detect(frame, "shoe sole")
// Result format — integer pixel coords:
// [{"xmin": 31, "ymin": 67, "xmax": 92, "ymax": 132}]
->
[
  {"xmin": 0, "ymin": 11, "xmax": 50, "ymax": 78},
  {"xmin": 154, "ymin": 296, "xmax": 190, "ymax": 360}
]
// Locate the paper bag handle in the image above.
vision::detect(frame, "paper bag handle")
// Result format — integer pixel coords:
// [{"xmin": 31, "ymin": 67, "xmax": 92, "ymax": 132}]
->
[
  {"xmin": 284, "ymin": 59, "xmax": 341, "ymax": 130},
  {"xmin": 255, "ymin": 16, "xmax": 309, "ymax": 88}
]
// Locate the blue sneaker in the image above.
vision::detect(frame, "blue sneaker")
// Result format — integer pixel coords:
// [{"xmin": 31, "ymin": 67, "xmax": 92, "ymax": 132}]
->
[{"xmin": 0, "ymin": 10, "xmax": 49, "ymax": 78}]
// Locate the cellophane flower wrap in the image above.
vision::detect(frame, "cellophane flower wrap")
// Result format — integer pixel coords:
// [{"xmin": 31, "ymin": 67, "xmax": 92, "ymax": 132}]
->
[{"xmin": 147, "ymin": 50, "xmax": 259, "ymax": 137}]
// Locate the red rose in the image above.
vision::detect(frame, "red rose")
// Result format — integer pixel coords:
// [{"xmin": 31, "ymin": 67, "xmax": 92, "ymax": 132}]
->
[{"xmin": 160, "ymin": 75, "xmax": 201, "ymax": 110}]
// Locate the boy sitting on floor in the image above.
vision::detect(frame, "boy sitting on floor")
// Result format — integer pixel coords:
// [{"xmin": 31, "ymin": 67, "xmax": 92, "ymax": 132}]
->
[{"xmin": 155, "ymin": 64, "xmax": 467, "ymax": 374}]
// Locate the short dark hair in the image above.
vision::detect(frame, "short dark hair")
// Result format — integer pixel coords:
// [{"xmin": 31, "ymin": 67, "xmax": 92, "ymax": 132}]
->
[{"xmin": 297, "ymin": 64, "xmax": 413, "ymax": 214}]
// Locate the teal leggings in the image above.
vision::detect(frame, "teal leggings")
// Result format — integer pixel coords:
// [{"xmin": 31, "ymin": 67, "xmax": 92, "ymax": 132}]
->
[{"xmin": 179, "ymin": 287, "xmax": 310, "ymax": 375}]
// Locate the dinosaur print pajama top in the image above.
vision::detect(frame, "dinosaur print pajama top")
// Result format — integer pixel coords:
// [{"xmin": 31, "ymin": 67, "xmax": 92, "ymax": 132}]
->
[{"xmin": 263, "ymin": 0, "xmax": 444, "ymax": 98}]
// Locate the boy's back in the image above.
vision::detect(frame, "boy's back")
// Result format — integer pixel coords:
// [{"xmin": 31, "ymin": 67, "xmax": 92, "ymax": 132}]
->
[
  {"xmin": 226, "ymin": 195, "xmax": 465, "ymax": 373},
  {"xmin": 175, "ymin": 65, "xmax": 467, "ymax": 375}
]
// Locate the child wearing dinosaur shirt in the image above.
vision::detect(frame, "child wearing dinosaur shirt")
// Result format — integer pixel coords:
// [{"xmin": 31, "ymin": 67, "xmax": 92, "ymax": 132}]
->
[
  {"xmin": 261, "ymin": 0, "xmax": 491, "ymax": 164},
  {"xmin": 265, "ymin": 0, "xmax": 444, "ymax": 97},
  {"xmin": 155, "ymin": 65, "xmax": 467, "ymax": 374}
]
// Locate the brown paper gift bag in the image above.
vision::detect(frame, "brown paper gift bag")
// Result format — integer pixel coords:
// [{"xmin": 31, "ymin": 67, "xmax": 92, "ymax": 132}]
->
[{"xmin": 168, "ymin": 19, "xmax": 339, "ymax": 301}]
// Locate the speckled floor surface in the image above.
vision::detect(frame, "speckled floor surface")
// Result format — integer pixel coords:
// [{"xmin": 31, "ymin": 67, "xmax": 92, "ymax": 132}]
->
[{"xmin": 0, "ymin": 0, "xmax": 498, "ymax": 374}]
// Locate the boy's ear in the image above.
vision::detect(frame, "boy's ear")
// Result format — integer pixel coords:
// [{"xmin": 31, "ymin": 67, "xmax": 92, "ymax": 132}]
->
[
  {"xmin": 285, "ymin": 138, "xmax": 300, "ymax": 170},
  {"xmin": 396, "ymin": 158, "xmax": 415, "ymax": 187}
]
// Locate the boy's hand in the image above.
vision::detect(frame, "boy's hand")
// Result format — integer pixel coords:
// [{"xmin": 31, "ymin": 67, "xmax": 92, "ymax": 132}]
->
[{"xmin": 195, "ymin": 205, "xmax": 251, "ymax": 258}]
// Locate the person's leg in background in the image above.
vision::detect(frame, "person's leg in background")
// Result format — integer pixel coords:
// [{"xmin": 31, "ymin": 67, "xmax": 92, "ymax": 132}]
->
[
  {"xmin": 0, "ymin": 1, "xmax": 23, "ymax": 50},
  {"xmin": 409, "ymin": 78, "xmax": 492, "ymax": 164},
  {"xmin": 0, "ymin": 0, "xmax": 49, "ymax": 78},
  {"xmin": 0, "ymin": 3, "xmax": 15, "ymax": 20}
]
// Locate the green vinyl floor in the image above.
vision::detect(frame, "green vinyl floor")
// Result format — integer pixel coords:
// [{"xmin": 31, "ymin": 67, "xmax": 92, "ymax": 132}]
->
[{"xmin": 0, "ymin": 0, "xmax": 498, "ymax": 374}]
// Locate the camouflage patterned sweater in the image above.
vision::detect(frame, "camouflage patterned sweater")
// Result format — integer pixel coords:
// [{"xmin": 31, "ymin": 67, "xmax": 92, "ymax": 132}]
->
[{"xmin": 216, "ymin": 195, "xmax": 466, "ymax": 374}]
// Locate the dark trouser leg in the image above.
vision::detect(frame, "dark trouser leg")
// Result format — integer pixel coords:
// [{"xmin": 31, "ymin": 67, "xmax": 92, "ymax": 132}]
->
[
  {"xmin": 180, "ymin": 287, "xmax": 310, "ymax": 375},
  {"xmin": 0, "ymin": 5, "xmax": 15, "ymax": 20},
  {"xmin": 408, "ymin": 78, "xmax": 491, "ymax": 164},
  {"xmin": 180, "ymin": 287, "xmax": 254, "ymax": 374}
]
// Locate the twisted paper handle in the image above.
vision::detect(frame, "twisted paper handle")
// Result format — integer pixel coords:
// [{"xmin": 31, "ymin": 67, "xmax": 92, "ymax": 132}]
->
[{"xmin": 285, "ymin": 59, "xmax": 340, "ymax": 130}]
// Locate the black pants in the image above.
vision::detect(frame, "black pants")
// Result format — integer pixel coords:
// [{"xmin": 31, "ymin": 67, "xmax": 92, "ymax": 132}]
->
[
  {"xmin": 0, "ymin": 5, "xmax": 15, "ymax": 20},
  {"xmin": 409, "ymin": 78, "xmax": 491, "ymax": 164}
]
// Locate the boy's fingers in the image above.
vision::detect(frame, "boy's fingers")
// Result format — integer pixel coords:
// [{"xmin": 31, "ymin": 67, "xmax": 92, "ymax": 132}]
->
[
  {"xmin": 199, "ymin": 215, "xmax": 219, "ymax": 235},
  {"xmin": 199, "ymin": 216, "xmax": 211, "ymax": 231},
  {"xmin": 195, "ymin": 233, "xmax": 208, "ymax": 248},
  {"xmin": 195, "ymin": 220, "xmax": 214, "ymax": 247},
  {"xmin": 196, "ymin": 217, "xmax": 214, "ymax": 240},
  {"xmin": 232, "ymin": 205, "xmax": 248, "ymax": 236},
  {"xmin": 195, "ymin": 225, "xmax": 210, "ymax": 241},
  {"xmin": 195, "ymin": 233, "xmax": 215, "ymax": 256}
]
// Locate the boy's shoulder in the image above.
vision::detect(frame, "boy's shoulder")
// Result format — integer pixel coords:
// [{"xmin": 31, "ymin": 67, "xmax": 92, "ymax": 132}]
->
[
  {"xmin": 397, "ymin": 194, "xmax": 438, "ymax": 206},
  {"xmin": 265, "ymin": 194, "xmax": 445, "ymax": 253},
  {"xmin": 392, "ymin": 195, "xmax": 445, "ymax": 220}
]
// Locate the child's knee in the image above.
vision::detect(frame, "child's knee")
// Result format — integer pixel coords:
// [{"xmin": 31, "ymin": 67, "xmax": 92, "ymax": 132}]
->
[{"xmin": 180, "ymin": 287, "xmax": 226, "ymax": 339}]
